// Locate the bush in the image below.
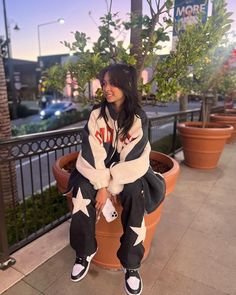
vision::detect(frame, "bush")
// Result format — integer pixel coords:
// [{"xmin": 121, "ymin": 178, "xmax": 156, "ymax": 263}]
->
[
  {"xmin": 151, "ymin": 134, "xmax": 182, "ymax": 154},
  {"xmin": 12, "ymin": 120, "xmax": 49, "ymax": 136},
  {"xmin": 47, "ymin": 108, "xmax": 90, "ymax": 131},
  {"xmin": 11, "ymin": 108, "xmax": 90, "ymax": 136},
  {"xmin": 9, "ymin": 104, "xmax": 39, "ymax": 119},
  {"xmin": 5, "ymin": 186, "xmax": 69, "ymax": 247}
]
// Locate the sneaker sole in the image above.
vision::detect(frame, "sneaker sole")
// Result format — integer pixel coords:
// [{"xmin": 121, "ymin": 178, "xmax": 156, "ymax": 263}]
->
[{"xmin": 71, "ymin": 249, "xmax": 97, "ymax": 282}]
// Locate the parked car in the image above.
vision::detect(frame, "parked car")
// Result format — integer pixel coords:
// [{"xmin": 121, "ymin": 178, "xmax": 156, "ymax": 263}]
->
[
  {"xmin": 188, "ymin": 94, "xmax": 202, "ymax": 102},
  {"xmin": 40, "ymin": 101, "xmax": 78, "ymax": 119},
  {"xmin": 39, "ymin": 94, "xmax": 55, "ymax": 109}
]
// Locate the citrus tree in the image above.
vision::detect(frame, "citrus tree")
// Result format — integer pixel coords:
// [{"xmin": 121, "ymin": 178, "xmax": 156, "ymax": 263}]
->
[
  {"xmin": 44, "ymin": 0, "xmax": 173, "ymax": 100},
  {"xmin": 44, "ymin": 64, "xmax": 67, "ymax": 95},
  {"xmin": 143, "ymin": 0, "xmax": 233, "ymax": 118},
  {"xmin": 45, "ymin": 0, "xmax": 233, "ymax": 114}
]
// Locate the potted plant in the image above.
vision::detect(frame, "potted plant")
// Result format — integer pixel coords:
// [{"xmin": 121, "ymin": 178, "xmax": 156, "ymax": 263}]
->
[
  {"xmin": 52, "ymin": 150, "xmax": 180, "ymax": 269},
  {"xmin": 174, "ymin": 1, "xmax": 234, "ymax": 169},
  {"xmin": 177, "ymin": 72, "xmax": 234, "ymax": 170},
  {"xmin": 125, "ymin": 0, "xmax": 233, "ymax": 169},
  {"xmin": 210, "ymin": 113, "xmax": 236, "ymax": 143},
  {"xmin": 209, "ymin": 55, "xmax": 236, "ymax": 143}
]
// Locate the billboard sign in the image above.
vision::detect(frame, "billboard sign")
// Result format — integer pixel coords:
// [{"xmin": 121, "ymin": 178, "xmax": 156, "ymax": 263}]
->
[{"xmin": 172, "ymin": 0, "xmax": 209, "ymax": 45}]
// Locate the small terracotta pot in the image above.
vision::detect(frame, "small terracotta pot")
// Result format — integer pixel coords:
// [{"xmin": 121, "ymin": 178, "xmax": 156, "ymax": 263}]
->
[
  {"xmin": 210, "ymin": 113, "xmax": 236, "ymax": 143},
  {"xmin": 52, "ymin": 151, "xmax": 180, "ymax": 269}
]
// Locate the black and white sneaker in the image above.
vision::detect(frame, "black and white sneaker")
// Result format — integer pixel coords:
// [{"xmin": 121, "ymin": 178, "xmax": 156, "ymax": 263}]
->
[
  {"xmin": 124, "ymin": 269, "xmax": 143, "ymax": 295},
  {"xmin": 71, "ymin": 250, "xmax": 97, "ymax": 282}
]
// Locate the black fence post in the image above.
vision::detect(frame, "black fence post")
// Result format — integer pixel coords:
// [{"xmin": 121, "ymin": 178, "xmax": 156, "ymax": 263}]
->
[
  {"xmin": 148, "ymin": 119, "xmax": 152, "ymax": 143},
  {"xmin": 191, "ymin": 111, "xmax": 194, "ymax": 121},
  {"xmin": 170, "ymin": 115, "xmax": 178, "ymax": 157},
  {"xmin": 0, "ymin": 171, "xmax": 16, "ymax": 270}
]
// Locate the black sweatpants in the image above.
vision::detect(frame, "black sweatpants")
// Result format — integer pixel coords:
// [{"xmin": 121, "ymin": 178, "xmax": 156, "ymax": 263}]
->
[{"xmin": 69, "ymin": 171, "xmax": 146, "ymax": 269}]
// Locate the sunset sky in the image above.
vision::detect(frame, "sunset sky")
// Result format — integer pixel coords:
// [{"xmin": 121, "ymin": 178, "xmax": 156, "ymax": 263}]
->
[{"xmin": 0, "ymin": 0, "xmax": 236, "ymax": 61}]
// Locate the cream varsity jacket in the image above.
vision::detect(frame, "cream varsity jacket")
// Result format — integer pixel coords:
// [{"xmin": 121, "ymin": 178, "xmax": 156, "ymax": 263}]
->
[{"xmin": 76, "ymin": 103, "xmax": 151, "ymax": 195}]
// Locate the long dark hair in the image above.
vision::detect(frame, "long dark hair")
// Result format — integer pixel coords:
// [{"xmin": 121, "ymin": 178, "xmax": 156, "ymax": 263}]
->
[{"xmin": 98, "ymin": 64, "xmax": 141, "ymax": 139}]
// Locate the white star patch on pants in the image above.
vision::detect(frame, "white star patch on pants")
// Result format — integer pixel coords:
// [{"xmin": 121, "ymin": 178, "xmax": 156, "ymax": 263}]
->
[
  {"xmin": 130, "ymin": 218, "xmax": 146, "ymax": 246},
  {"xmin": 72, "ymin": 188, "xmax": 91, "ymax": 217}
]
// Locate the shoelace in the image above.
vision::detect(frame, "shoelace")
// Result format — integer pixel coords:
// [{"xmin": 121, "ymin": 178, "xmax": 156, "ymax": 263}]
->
[
  {"xmin": 75, "ymin": 256, "xmax": 87, "ymax": 264},
  {"xmin": 127, "ymin": 269, "xmax": 139, "ymax": 277},
  {"xmin": 129, "ymin": 270, "xmax": 137, "ymax": 274}
]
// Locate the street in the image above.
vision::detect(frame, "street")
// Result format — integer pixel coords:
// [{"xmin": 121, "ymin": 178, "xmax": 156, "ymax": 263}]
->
[
  {"xmin": 16, "ymin": 147, "xmax": 78, "ymax": 200},
  {"xmin": 12, "ymin": 101, "xmax": 203, "ymax": 128}
]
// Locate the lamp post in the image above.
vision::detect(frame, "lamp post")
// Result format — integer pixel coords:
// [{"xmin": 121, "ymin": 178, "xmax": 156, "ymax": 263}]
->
[
  {"xmin": 2, "ymin": 0, "xmax": 10, "ymax": 57},
  {"xmin": 37, "ymin": 18, "xmax": 65, "ymax": 58},
  {"xmin": 37, "ymin": 18, "xmax": 64, "ymax": 103}
]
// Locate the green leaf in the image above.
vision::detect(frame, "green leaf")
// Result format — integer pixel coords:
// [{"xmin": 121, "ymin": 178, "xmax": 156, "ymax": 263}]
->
[{"xmin": 165, "ymin": 0, "xmax": 173, "ymax": 11}]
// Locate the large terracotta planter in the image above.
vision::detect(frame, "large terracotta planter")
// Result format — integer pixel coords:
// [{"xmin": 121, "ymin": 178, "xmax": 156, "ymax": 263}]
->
[
  {"xmin": 178, "ymin": 121, "xmax": 233, "ymax": 169},
  {"xmin": 210, "ymin": 113, "xmax": 236, "ymax": 143},
  {"xmin": 52, "ymin": 151, "xmax": 180, "ymax": 269}
]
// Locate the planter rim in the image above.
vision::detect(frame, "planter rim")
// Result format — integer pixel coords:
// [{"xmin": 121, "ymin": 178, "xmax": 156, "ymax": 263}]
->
[
  {"xmin": 178, "ymin": 121, "xmax": 233, "ymax": 131},
  {"xmin": 150, "ymin": 150, "xmax": 179, "ymax": 178},
  {"xmin": 53, "ymin": 150, "xmax": 180, "ymax": 199},
  {"xmin": 55, "ymin": 150, "xmax": 179, "ymax": 175},
  {"xmin": 210, "ymin": 113, "xmax": 236, "ymax": 119}
]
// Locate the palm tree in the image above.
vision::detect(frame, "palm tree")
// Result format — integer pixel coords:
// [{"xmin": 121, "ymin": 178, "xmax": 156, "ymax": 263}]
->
[
  {"xmin": 0, "ymin": 57, "xmax": 11, "ymax": 138},
  {"xmin": 0, "ymin": 55, "xmax": 17, "ymax": 206}
]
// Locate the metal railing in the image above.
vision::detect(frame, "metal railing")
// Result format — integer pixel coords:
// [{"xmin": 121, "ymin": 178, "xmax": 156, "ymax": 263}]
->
[
  {"xmin": 148, "ymin": 108, "xmax": 201, "ymax": 155},
  {"xmin": 0, "ymin": 106, "xmax": 223, "ymax": 269},
  {"xmin": 0, "ymin": 128, "xmax": 83, "ymax": 269}
]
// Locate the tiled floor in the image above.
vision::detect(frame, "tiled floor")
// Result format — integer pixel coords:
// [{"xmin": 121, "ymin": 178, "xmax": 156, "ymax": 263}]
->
[{"xmin": 1, "ymin": 143, "xmax": 236, "ymax": 295}]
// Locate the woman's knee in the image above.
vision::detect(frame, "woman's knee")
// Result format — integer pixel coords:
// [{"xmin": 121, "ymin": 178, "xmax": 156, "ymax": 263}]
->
[
  {"xmin": 120, "ymin": 180, "xmax": 143, "ymax": 201},
  {"xmin": 70, "ymin": 172, "xmax": 95, "ymax": 199}
]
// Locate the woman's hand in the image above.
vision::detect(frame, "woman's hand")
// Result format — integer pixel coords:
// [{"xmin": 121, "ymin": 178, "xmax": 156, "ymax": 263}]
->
[{"xmin": 95, "ymin": 188, "xmax": 110, "ymax": 219}]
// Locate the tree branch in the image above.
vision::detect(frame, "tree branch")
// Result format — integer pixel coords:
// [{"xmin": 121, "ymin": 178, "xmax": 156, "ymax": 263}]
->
[
  {"xmin": 140, "ymin": 3, "xmax": 166, "ymax": 75},
  {"xmin": 147, "ymin": 0, "xmax": 155, "ymax": 17}
]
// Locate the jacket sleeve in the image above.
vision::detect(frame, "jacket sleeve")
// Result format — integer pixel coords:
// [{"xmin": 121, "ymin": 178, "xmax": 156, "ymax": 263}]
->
[
  {"xmin": 76, "ymin": 108, "xmax": 110, "ymax": 190},
  {"xmin": 107, "ymin": 112, "xmax": 150, "ymax": 195}
]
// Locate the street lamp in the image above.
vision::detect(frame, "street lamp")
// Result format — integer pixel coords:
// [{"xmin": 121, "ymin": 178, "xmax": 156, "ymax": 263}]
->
[{"xmin": 37, "ymin": 18, "xmax": 65, "ymax": 58}]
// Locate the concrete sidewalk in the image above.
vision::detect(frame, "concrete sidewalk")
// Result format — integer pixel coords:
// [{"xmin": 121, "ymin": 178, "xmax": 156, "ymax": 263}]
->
[{"xmin": 1, "ymin": 143, "xmax": 236, "ymax": 295}]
